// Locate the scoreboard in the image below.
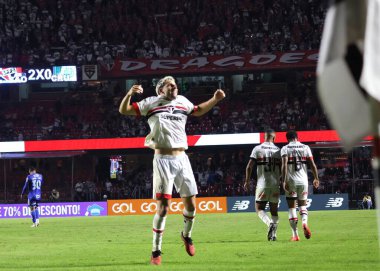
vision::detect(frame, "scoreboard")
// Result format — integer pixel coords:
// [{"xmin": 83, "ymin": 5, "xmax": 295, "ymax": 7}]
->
[{"xmin": 0, "ymin": 66, "xmax": 77, "ymax": 83}]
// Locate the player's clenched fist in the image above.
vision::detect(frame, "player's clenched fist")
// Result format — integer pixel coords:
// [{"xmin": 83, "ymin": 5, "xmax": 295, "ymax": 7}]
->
[
  {"xmin": 127, "ymin": 85, "xmax": 143, "ymax": 96},
  {"xmin": 214, "ymin": 89, "xmax": 226, "ymax": 101}
]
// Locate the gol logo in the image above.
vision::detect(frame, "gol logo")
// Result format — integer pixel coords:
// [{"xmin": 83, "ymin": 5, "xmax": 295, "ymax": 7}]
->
[
  {"xmin": 170, "ymin": 201, "xmax": 184, "ymax": 212},
  {"xmin": 198, "ymin": 200, "xmax": 224, "ymax": 212},
  {"xmin": 141, "ymin": 202, "xmax": 158, "ymax": 213},
  {"xmin": 111, "ymin": 203, "xmax": 136, "ymax": 214}
]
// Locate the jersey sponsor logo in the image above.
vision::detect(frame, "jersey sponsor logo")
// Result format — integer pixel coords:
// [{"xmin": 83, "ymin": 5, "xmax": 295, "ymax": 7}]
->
[
  {"xmin": 287, "ymin": 145, "xmax": 306, "ymax": 149},
  {"xmin": 161, "ymin": 115, "xmax": 183, "ymax": 121},
  {"xmin": 231, "ymin": 200, "xmax": 250, "ymax": 211},
  {"xmin": 325, "ymin": 197, "xmax": 344, "ymax": 208}
]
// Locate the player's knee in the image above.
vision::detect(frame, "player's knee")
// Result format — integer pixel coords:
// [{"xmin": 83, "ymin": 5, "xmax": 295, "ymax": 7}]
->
[
  {"xmin": 185, "ymin": 204, "xmax": 196, "ymax": 212},
  {"xmin": 157, "ymin": 205, "xmax": 169, "ymax": 217}
]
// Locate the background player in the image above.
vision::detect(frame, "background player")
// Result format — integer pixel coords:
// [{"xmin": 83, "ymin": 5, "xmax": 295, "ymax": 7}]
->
[
  {"xmin": 20, "ymin": 166, "xmax": 44, "ymax": 227},
  {"xmin": 281, "ymin": 130, "xmax": 319, "ymax": 241},
  {"xmin": 119, "ymin": 76, "xmax": 225, "ymax": 265},
  {"xmin": 244, "ymin": 129, "xmax": 281, "ymax": 241}
]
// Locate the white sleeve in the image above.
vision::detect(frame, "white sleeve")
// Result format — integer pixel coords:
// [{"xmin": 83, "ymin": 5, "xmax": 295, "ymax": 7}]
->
[
  {"xmin": 178, "ymin": 95, "xmax": 195, "ymax": 114},
  {"xmin": 306, "ymin": 145, "xmax": 313, "ymax": 158},
  {"xmin": 250, "ymin": 146, "xmax": 257, "ymax": 159},
  {"xmin": 135, "ymin": 97, "xmax": 156, "ymax": 116}
]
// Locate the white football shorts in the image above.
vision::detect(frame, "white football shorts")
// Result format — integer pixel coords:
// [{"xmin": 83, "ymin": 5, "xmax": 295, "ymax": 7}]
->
[
  {"xmin": 255, "ymin": 186, "xmax": 280, "ymax": 203},
  {"xmin": 153, "ymin": 153, "xmax": 198, "ymax": 200},
  {"xmin": 285, "ymin": 183, "xmax": 308, "ymax": 200}
]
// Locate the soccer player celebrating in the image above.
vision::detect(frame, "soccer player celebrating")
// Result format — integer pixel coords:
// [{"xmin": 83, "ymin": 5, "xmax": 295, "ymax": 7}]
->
[
  {"xmin": 119, "ymin": 76, "xmax": 225, "ymax": 265},
  {"xmin": 281, "ymin": 130, "xmax": 319, "ymax": 241},
  {"xmin": 20, "ymin": 166, "xmax": 44, "ymax": 227},
  {"xmin": 244, "ymin": 129, "xmax": 281, "ymax": 241}
]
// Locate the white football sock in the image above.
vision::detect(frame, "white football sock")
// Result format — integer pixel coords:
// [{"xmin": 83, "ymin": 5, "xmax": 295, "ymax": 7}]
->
[
  {"xmin": 288, "ymin": 208, "xmax": 299, "ymax": 237},
  {"xmin": 152, "ymin": 213, "xmax": 166, "ymax": 252},
  {"xmin": 258, "ymin": 210, "xmax": 272, "ymax": 227},
  {"xmin": 299, "ymin": 206, "xmax": 308, "ymax": 225},
  {"xmin": 183, "ymin": 209, "xmax": 196, "ymax": 238}
]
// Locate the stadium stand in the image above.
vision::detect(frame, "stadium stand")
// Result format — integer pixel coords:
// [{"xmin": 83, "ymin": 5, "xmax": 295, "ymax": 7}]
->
[{"xmin": 1, "ymin": 0, "xmax": 326, "ymax": 66}]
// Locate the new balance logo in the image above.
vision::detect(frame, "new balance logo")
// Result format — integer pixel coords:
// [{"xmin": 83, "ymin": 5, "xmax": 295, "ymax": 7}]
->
[
  {"xmin": 325, "ymin": 198, "xmax": 344, "ymax": 208},
  {"xmin": 232, "ymin": 200, "xmax": 250, "ymax": 211}
]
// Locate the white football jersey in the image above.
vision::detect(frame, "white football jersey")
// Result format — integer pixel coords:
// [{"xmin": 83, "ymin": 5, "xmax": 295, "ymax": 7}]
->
[
  {"xmin": 250, "ymin": 142, "xmax": 281, "ymax": 188},
  {"xmin": 133, "ymin": 95, "xmax": 196, "ymax": 150},
  {"xmin": 281, "ymin": 141, "xmax": 313, "ymax": 185}
]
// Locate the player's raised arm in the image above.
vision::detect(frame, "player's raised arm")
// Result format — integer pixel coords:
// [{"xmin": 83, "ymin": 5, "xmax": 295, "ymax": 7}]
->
[
  {"xmin": 119, "ymin": 85, "xmax": 143, "ymax": 115},
  {"xmin": 192, "ymin": 89, "xmax": 225, "ymax": 117}
]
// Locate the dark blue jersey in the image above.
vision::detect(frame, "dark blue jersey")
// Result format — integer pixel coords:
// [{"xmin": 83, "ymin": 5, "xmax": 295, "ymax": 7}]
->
[{"xmin": 21, "ymin": 173, "xmax": 43, "ymax": 199}]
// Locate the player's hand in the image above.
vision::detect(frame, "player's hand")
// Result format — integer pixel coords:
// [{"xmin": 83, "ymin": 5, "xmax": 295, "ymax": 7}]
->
[
  {"xmin": 243, "ymin": 181, "xmax": 249, "ymax": 192},
  {"xmin": 127, "ymin": 85, "xmax": 143, "ymax": 96},
  {"xmin": 20, "ymin": 195, "xmax": 23, "ymax": 200},
  {"xmin": 313, "ymin": 179, "xmax": 319, "ymax": 189},
  {"xmin": 214, "ymin": 89, "xmax": 226, "ymax": 102}
]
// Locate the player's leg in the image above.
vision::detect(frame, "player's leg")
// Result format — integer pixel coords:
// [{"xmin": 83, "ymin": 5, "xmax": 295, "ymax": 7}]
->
[
  {"xmin": 269, "ymin": 202, "xmax": 279, "ymax": 241},
  {"xmin": 182, "ymin": 195, "xmax": 196, "ymax": 238},
  {"xmin": 268, "ymin": 188, "xmax": 280, "ymax": 240},
  {"xmin": 28, "ymin": 197, "xmax": 37, "ymax": 227},
  {"xmin": 255, "ymin": 201, "xmax": 272, "ymax": 240},
  {"xmin": 286, "ymin": 185, "xmax": 299, "ymax": 241},
  {"xmin": 255, "ymin": 188, "xmax": 272, "ymax": 227},
  {"xmin": 30, "ymin": 206, "xmax": 37, "ymax": 227},
  {"xmin": 35, "ymin": 201, "xmax": 40, "ymax": 226},
  {"xmin": 256, "ymin": 201, "xmax": 272, "ymax": 226},
  {"xmin": 151, "ymin": 198, "xmax": 169, "ymax": 264},
  {"xmin": 297, "ymin": 185, "xmax": 311, "ymax": 239},
  {"xmin": 181, "ymin": 196, "xmax": 196, "ymax": 256},
  {"xmin": 176, "ymin": 153, "xmax": 197, "ymax": 256},
  {"xmin": 150, "ymin": 154, "xmax": 174, "ymax": 265}
]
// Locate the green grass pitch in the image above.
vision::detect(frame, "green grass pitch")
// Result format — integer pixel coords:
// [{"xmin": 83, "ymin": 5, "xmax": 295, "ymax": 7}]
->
[{"xmin": 0, "ymin": 210, "xmax": 378, "ymax": 270}]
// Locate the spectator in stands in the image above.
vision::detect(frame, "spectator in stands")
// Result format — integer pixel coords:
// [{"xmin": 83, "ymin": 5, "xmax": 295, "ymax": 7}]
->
[
  {"xmin": 74, "ymin": 181, "xmax": 84, "ymax": 201},
  {"xmin": 105, "ymin": 179, "xmax": 112, "ymax": 199},
  {"xmin": 363, "ymin": 193, "xmax": 373, "ymax": 209},
  {"xmin": 49, "ymin": 189, "xmax": 60, "ymax": 202}
]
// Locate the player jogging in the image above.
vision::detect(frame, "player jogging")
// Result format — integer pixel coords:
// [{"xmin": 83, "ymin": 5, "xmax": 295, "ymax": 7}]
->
[
  {"xmin": 119, "ymin": 76, "xmax": 225, "ymax": 265},
  {"xmin": 20, "ymin": 166, "xmax": 43, "ymax": 227},
  {"xmin": 281, "ymin": 130, "xmax": 319, "ymax": 241},
  {"xmin": 244, "ymin": 129, "xmax": 281, "ymax": 241}
]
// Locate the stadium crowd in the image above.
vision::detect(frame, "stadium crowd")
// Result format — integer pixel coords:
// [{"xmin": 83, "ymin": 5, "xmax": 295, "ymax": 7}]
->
[{"xmin": 0, "ymin": 0, "xmax": 326, "ymax": 66}]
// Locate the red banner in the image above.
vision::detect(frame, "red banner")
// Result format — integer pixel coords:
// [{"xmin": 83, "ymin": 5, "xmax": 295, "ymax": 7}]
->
[{"xmin": 100, "ymin": 51, "xmax": 318, "ymax": 78}]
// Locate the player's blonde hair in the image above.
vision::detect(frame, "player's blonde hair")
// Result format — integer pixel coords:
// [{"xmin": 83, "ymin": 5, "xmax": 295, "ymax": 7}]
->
[{"xmin": 155, "ymin": 76, "xmax": 175, "ymax": 95}]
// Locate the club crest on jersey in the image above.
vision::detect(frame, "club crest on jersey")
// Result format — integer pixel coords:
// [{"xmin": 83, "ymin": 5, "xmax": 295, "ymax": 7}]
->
[{"xmin": 167, "ymin": 106, "xmax": 175, "ymax": 114}]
